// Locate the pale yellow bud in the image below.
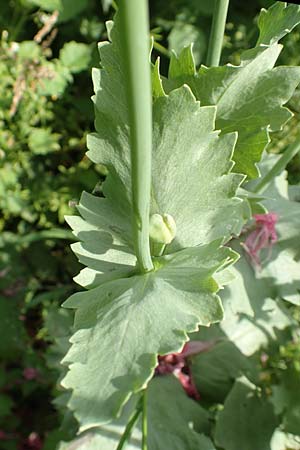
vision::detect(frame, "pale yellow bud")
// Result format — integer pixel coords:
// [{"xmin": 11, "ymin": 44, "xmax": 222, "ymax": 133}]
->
[{"xmin": 149, "ymin": 213, "xmax": 176, "ymax": 245}]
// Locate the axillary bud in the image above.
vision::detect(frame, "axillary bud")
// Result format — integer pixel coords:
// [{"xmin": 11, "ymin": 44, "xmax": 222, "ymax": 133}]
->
[{"xmin": 149, "ymin": 213, "xmax": 176, "ymax": 245}]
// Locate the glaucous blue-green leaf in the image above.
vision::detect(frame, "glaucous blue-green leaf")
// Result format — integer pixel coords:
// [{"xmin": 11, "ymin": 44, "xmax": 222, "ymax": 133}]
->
[
  {"xmin": 165, "ymin": 3, "xmax": 300, "ymax": 178},
  {"xmin": 151, "ymin": 87, "xmax": 245, "ymax": 251},
  {"xmin": 257, "ymin": 157, "xmax": 300, "ymax": 254},
  {"xmin": 266, "ymin": 176, "xmax": 300, "ymax": 248},
  {"xmin": 86, "ymin": 17, "xmax": 246, "ymax": 256},
  {"xmin": 215, "ymin": 377, "xmax": 279, "ymax": 450},
  {"xmin": 65, "ymin": 206, "xmax": 135, "ymax": 289},
  {"xmin": 248, "ymin": 158, "xmax": 300, "ymax": 305},
  {"xmin": 188, "ymin": 163, "xmax": 299, "ymax": 401},
  {"xmin": 219, "ymin": 247, "xmax": 292, "ymax": 355},
  {"xmin": 59, "ymin": 376, "xmax": 215, "ymax": 450},
  {"xmin": 271, "ymin": 367, "xmax": 300, "ymax": 436},
  {"xmin": 190, "ymin": 334, "xmax": 258, "ymax": 402},
  {"xmin": 101, "ymin": 0, "xmax": 112, "ymax": 13},
  {"xmin": 255, "ymin": 247, "xmax": 300, "ymax": 306},
  {"xmin": 59, "ymin": 431, "xmax": 139, "ymax": 450},
  {"xmin": 62, "ymin": 242, "xmax": 236, "ymax": 431},
  {"xmin": 58, "ymin": 398, "xmax": 141, "ymax": 450},
  {"xmin": 271, "ymin": 429, "xmax": 300, "ymax": 450},
  {"xmin": 63, "ymin": 13, "xmax": 247, "ymax": 434},
  {"xmin": 44, "ymin": 307, "xmax": 73, "ymax": 381},
  {"xmin": 257, "ymin": 1, "xmax": 300, "ymax": 46},
  {"xmin": 189, "ymin": 239, "xmax": 292, "ymax": 402},
  {"xmin": 168, "ymin": 22, "xmax": 206, "ymax": 66},
  {"xmin": 194, "ymin": 246, "xmax": 291, "ymax": 355},
  {"xmin": 146, "ymin": 376, "xmax": 215, "ymax": 450},
  {"xmin": 88, "ymin": 84, "xmax": 246, "ymax": 253}
]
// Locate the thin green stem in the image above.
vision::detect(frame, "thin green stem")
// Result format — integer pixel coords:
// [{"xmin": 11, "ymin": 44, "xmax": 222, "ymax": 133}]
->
[
  {"xmin": 151, "ymin": 242, "xmax": 166, "ymax": 257},
  {"xmin": 13, "ymin": 229, "xmax": 75, "ymax": 245},
  {"xmin": 254, "ymin": 141, "xmax": 300, "ymax": 194},
  {"xmin": 119, "ymin": 0, "xmax": 154, "ymax": 273},
  {"xmin": 206, "ymin": 0, "xmax": 229, "ymax": 67},
  {"xmin": 152, "ymin": 41, "xmax": 171, "ymax": 58},
  {"xmin": 116, "ymin": 401, "xmax": 142, "ymax": 450},
  {"xmin": 142, "ymin": 390, "xmax": 148, "ymax": 450}
]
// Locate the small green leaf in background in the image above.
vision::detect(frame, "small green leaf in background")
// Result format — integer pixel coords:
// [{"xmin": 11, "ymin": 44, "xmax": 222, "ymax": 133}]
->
[
  {"xmin": 58, "ymin": 376, "xmax": 216, "ymax": 450},
  {"xmin": 0, "ymin": 296, "xmax": 26, "ymax": 360},
  {"xmin": 168, "ymin": 22, "xmax": 206, "ymax": 66},
  {"xmin": 60, "ymin": 42, "xmax": 92, "ymax": 74},
  {"xmin": 18, "ymin": 41, "xmax": 41, "ymax": 60},
  {"xmin": 0, "ymin": 394, "xmax": 14, "ymax": 419},
  {"xmin": 37, "ymin": 61, "xmax": 72, "ymax": 97},
  {"xmin": 194, "ymin": 0, "xmax": 215, "ymax": 16},
  {"xmin": 101, "ymin": 0, "xmax": 113, "ymax": 13},
  {"xmin": 28, "ymin": 0, "xmax": 61, "ymax": 10},
  {"xmin": 28, "ymin": 128, "xmax": 60, "ymax": 154},
  {"xmin": 257, "ymin": 1, "xmax": 300, "ymax": 46}
]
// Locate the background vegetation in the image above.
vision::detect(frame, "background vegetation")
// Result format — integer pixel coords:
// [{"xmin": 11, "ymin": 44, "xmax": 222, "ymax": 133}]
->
[{"xmin": 0, "ymin": 0, "xmax": 299, "ymax": 448}]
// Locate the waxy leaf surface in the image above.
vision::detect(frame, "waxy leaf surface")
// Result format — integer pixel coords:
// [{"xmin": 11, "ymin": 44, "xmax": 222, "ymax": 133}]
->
[
  {"xmin": 63, "ymin": 14, "xmax": 246, "ymax": 432},
  {"xmin": 190, "ymin": 252, "xmax": 291, "ymax": 402},
  {"xmin": 271, "ymin": 368, "xmax": 300, "ymax": 435},
  {"xmin": 62, "ymin": 242, "xmax": 236, "ymax": 430},
  {"xmin": 249, "ymin": 157, "xmax": 300, "ymax": 305},
  {"xmin": 59, "ymin": 376, "xmax": 215, "ymax": 450},
  {"xmin": 189, "ymin": 164, "xmax": 299, "ymax": 402},
  {"xmin": 257, "ymin": 1, "xmax": 300, "ymax": 46},
  {"xmin": 86, "ymin": 16, "xmax": 245, "ymax": 254},
  {"xmin": 215, "ymin": 377, "xmax": 279, "ymax": 450},
  {"xmin": 166, "ymin": 3, "xmax": 300, "ymax": 178},
  {"xmin": 147, "ymin": 376, "xmax": 215, "ymax": 450}
]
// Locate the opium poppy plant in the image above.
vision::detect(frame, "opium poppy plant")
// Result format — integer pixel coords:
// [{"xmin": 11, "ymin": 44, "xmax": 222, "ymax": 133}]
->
[{"xmin": 60, "ymin": 1, "xmax": 300, "ymax": 449}]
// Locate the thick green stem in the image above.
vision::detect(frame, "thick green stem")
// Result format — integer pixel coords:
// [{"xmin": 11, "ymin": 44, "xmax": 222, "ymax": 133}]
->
[
  {"xmin": 254, "ymin": 141, "xmax": 300, "ymax": 194},
  {"xmin": 206, "ymin": 0, "xmax": 229, "ymax": 67},
  {"xmin": 119, "ymin": 0, "xmax": 154, "ymax": 273},
  {"xmin": 116, "ymin": 401, "xmax": 142, "ymax": 450},
  {"xmin": 142, "ymin": 390, "xmax": 148, "ymax": 450}
]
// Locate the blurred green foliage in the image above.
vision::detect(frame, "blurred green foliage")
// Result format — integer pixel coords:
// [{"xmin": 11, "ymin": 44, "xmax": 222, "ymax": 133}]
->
[
  {"xmin": 0, "ymin": 1, "xmax": 107, "ymax": 447},
  {"xmin": 0, "ymin": 0, "xmax": 300, "ymax": 448}
]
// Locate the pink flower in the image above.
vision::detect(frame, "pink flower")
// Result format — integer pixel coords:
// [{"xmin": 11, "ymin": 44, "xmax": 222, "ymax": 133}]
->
[
  {"xmin": 242, "ymin": 212, "xmax": 278, "ymax": 268},
  {"xmin": 156, "ymin": 340, "xmax": 216, "ymax": 400},
  {"xmin": 0, "ymin": 430, "xmax": 6, "ymax": 440},
  {"xmin": 23, "ymin": 368, "xmax": 38, "ymax": 380},
  {"xmin": 25, "ymin": 432, "xmax": 42, "ymax": 450},
  {"xmin": 177, "ymin": 370, "xmax": 200, "ymax": 400}
]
